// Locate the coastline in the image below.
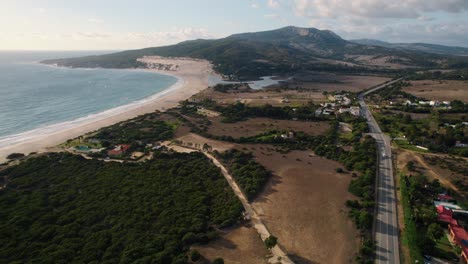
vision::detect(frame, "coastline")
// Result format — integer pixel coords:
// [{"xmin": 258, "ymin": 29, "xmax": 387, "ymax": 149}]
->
[{"xmin": 0, "ymin": 56, "xmax": 213, "ymax": 162}]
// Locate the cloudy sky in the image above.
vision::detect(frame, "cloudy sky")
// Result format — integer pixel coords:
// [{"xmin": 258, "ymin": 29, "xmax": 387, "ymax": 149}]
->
[{"xmin": 1, "ymin": 0, "xmax": 468, "ymax": 50}]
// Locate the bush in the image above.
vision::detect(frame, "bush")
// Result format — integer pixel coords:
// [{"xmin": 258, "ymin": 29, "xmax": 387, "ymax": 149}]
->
[
  {"xmin": 212, "ymin": 258, "xmax": 224, "ymax": 264},
  {"xmin": 6, "ymin": 153, "xmax": 25, "ymax": 160},
  {"xmin": 190, "ymin": 250, "xmax": 201, "ymax": 262},
  {"xmin": 264, "ymin": 235, "xmax": 278, "ymax": 249}
]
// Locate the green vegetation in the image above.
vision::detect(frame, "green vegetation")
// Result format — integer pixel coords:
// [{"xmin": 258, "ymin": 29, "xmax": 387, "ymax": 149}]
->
[
  {"xmin": 374, "ymin": 110, "xmax": 467, "ymax": 156},
  {"xmin": 212, "ymin": 83, "xmax": 251, "ymax": 93},
  {"xmin": 6, "ymin": 153, "xmax": 25, "ymax": 160},
  {"xmin": 212, "ymin": 258, "xmax": 224, "ymax": 264},
  {"xmin": 95, "ymin": 114, "xmax": 176, "ymax": 145},
  {"xmin": 215, "ymin": 150, "xmax": 271, "ymax": 201},
  {"xmin": 264, "ymin": 235, "xmax": 278, "ymax": 249},
  {"xmin": 0, "ymin": 152, "xmax": 243, "ymax": 263},
  {"xmin": 399, "ymin": 173, "xmax": 456, "ymax": 262},
  {"xmin": 408, "ymin": 69, "xmax": 468, "ymax": 81},
  {"xmin": 182, "ymin": 100, "xmax": 325, "ymax": 123},
  {"xmin": 400, "ymin": 173, "xmax": 424, "ymax": 263}
]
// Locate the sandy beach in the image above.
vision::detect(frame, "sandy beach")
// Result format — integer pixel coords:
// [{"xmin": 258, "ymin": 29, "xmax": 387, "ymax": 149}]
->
[{"xmin": 0, "ymin": 56, "xmax": 213, "ymax": 162}]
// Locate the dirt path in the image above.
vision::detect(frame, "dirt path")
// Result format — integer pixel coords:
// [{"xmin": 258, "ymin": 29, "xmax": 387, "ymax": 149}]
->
[
  {"xmin": 166, "ymin": 143, "xmax": 293, "ymax": 264},
  {"xmin": 399, "ymin": 150, "xmax": 460, "ymax": 193}
]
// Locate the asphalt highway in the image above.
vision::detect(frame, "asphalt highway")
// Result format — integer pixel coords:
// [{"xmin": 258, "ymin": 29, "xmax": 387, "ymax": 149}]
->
[{"xmin": 358, "ymin": 79, "xmax": 403, "ymax": 264}]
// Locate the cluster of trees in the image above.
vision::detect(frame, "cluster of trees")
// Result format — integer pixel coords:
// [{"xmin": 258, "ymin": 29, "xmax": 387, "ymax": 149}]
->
[
  {"xmin": 212, "ymin": 83, "xmax": 251, "ymax": 93},
  {"xmin": 373, "ymin": 81, "xmax": 419, "ymax": 102},
  {"xmin": 95, "ymin": 113, "xmax": 175, "ymax": 145},
  {"xmin": 0, "ymin": 152, "xmax": 243, "ymax": 263},
  {"xmin": 408, "ymin": 69, "xmax": 468, "ymax": 81},
  {"xmin": 181, "ymin": 99, "xmax": 326, "ymax": 123},
  {"xmin": 215, "ymin": 150, "xmax": 271, "ymax": 201},
  {"xmin": 400, "ymin": 173, "xmax": 455, "ymax": 261}
]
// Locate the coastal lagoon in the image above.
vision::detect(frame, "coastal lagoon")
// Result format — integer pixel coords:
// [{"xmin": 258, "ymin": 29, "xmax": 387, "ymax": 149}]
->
[{"xmin": 0, "ymin": 51, "xmax": 178, "ymax": 147}]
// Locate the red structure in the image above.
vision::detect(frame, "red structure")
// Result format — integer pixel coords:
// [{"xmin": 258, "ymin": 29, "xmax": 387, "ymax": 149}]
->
[
  {"xmin": 107, "ymin": 144, "xmax": 131, "ymax": 157},
  {"xmin": 449, "ymin": 224, "xmax": 468, "ymax": 263},
  {"xmin": 438, "ymin": 193, "xmax": 454, "ymax": 202}
]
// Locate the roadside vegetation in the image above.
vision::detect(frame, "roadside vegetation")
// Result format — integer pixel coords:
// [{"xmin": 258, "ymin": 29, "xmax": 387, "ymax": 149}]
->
[{"xmin": 399, "ymin": 172, "xmax": 457, "ymax": 262}]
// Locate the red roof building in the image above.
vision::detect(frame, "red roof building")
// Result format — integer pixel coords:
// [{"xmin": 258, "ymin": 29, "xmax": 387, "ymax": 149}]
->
[
  {"xmin": 449, "ymin": 224, "xmax": 468, "ymax": 263},
  {"xmin": 439, "ymin": 193, "xmax": 454, "ymax": 202},
  {"xmin": 107, "ymin": 144, "xmax": 131, "ymax": 157},
  {"xmin": 437, "ymin": 205, "xmax": 456, "ymax": 225}
]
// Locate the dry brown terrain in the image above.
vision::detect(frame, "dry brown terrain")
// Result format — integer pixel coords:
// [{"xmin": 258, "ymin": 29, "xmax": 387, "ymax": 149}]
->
[
  {"xmin": 346, "ymin": 55, "xmax": 415, "ymax": 69},
  {"xmin": 395, "ymin": 149, "xmax": 468, "ymax": 200},
  {"xmin": 404, "ymin": 80, "xmax": 468, "ymax": 102},
  {"xmin": 193, "ymin": 225, "xmax": 270, "ymax": 264},
  {"xmin": 194, "ymin": 87, "xmax": 326, "ymax": 106},
  {"xmin": 285, "ymin": 74, "xmax": 391, "ymax": 93},
  {"xmin": 207, "ymin": 117, "xmax": 330, "ymax": 138},
  {"xmin": 243, "ymin": 145, "xmax": 359, "ymax": 264}
]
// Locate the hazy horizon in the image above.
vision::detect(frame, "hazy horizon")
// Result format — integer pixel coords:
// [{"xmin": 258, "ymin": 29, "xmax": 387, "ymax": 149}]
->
[{"xmin": 1, "ymin": 0, "xmax": 468, "ymax": 50}]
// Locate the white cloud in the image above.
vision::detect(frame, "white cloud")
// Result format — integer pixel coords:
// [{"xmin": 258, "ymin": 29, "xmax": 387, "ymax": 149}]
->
[
  {"xmin": 293, "ymin": 0, "xmax": 468, "ymax": 19},
  {"xmin": 268, "ymin": 0, "xmax": 280, "ymax": 9},
  {"xmin": 0, "ymin": 27, "xmax": 218, "ymax": 50},
  {"xmin": 87, "ymin": 18, "xmax": 104, "ymax": 24},
  {"xmin": 34, "ymin": 8, "xmax": 46, "ymax": 14}
]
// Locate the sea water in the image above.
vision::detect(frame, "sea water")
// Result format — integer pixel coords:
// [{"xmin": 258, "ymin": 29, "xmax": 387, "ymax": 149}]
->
[{"xmin": 0, "ymin": 51, "xmax": 177, "ymax": 146}]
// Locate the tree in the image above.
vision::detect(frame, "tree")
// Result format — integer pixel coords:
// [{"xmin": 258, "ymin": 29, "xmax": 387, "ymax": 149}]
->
[
  {"xmin": 426, "ymin": 223, "xmax": 444, "ymax": 241},
  {"xmin": 190, "ymin": 250, "xmax": 201, "ymax": 262},
  {"xmin": 406, "ymin": 161, "xmax": 415, "ymax": 172},
  {"xmin": 212, "ymin": 258, "xmax": 224, "ymax": 264},
  {"xmin": 264, "ymin": 235, "xmax": 278, "ymax": 249}
]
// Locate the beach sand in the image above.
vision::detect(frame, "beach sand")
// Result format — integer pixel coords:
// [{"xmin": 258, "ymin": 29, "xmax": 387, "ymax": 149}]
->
[{"xmin": 0, "ymin": 56, "xmax": 213, "ymax": 162}]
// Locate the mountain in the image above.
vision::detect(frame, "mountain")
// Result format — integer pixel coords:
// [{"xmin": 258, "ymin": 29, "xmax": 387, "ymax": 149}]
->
[
  {"xmin": 351, "ymin": 39, "xmax": 468, "ymax": 56},
  {"xmin": 42, "ymin": 26, "xmax": 468, "ymax": 79}
]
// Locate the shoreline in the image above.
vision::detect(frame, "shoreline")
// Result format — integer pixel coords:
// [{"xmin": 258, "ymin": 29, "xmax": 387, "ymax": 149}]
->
[{"xmin": 0, "ymin": 57, "xmax": 213, "ymax": 162}]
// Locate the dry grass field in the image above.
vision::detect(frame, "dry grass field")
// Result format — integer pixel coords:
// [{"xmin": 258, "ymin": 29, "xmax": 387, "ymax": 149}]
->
[
  {"xmin": 192, "ymin": 225, "xmax": 270, "ymax": 264},
  {"xmin": 284, "ymin": 74, "xmax": 391, "ymax": 93},
  {"xmin": 194, "ymin": 87, "xmax": 326, "ymax": 106},
  {"xmin": 404, "ymin": 80, "xmax": 468, "ymax": 102},
  {"xmin": 241, "ymin": 145, "xmax": 359, "ymax": 264},
  {"xmin": 207, "ymin": 117, "xmax": 330, "ymax": 138}
]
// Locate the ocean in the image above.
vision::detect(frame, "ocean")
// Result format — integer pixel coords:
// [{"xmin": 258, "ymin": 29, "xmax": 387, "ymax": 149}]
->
[{"xmin": 0, "ymin": 51, "xmax": 178, "ymax": 147}]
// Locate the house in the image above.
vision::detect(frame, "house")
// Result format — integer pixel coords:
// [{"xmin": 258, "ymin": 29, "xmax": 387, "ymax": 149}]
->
[
  {"xmin": 438, "ymin": 193, "xmax": 454, "ymax": 202},
  {"xmin": 338, "ymin": 106, "xmax": 360, "ymax": 116},
  {"xmin": 436, "ymin": 205, "xmax": 457, "ymax": 225},
  {"xmin": 107, "ymin": 144, "xmax": 131, "ymax": 157},
  {"xmin": 350, "ymin": 106, "xmax": 360, "ymax": 116},
  {"xmin": 434, "ymin": 201, "xmax": 461, "ymax": 210},
  {"xmin": 449, "ymin": 224, "xmax": 468, "ymax": 263}
]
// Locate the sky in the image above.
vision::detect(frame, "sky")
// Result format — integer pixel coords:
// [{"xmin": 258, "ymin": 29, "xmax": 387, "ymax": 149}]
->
[{"xmin": 1, "ymin": 0, "xmax": 468, "ymax": 50}]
